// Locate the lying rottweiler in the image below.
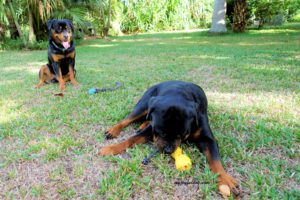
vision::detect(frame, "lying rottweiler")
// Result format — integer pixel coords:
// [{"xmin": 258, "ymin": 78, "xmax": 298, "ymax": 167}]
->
[
  {"xmin": 35, "ymin": 19, "xmax": 78, "ymax": 91},
  {"xmin": 99, "ymin": 80, "xmax": 240, "ymax": 197}
]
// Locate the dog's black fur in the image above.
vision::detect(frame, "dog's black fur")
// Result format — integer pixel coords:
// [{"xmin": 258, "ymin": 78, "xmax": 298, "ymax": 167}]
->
[
  {"xmin": 100, "ymin": 80, "xmax": 240, "ymax": 196},
  {"xmin": 36, "ymin": 19, "xmax": 78, "ymax": 91},
  {"xmin": 47, "ymin": 19, "xmax": 75, "ymax": 76}
]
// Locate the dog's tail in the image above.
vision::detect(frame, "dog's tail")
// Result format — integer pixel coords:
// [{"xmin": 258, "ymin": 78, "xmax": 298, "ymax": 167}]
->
[{"xmin": 91, "ymin": 82, "xmax": 122, "ymax": 94}]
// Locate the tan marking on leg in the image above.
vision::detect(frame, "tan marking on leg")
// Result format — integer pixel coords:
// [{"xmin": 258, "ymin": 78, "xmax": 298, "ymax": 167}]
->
[
  {"xmin": 106, "ymin": 111, "xmax": 147, "ymax": 138},
  {"xmin": 139, "ymin": 121, "xmax": 150, "ymax": 130},
  {"xmin": 187, "ymin": 128, "xmax": 202, "ymax": 141},
  {"xmin": 63, "ymin": 73, "xmax": 70, "ymax": 82},
  {"xmin": 57, "ymin": 67, "xmax": 65, "ymax": 91},
  {"xmin": 35, "ymin": 65, "xmax": 54, "ymax": 88},
  {"xmin": 99, "ymin": 134, "xmax": 148, "ymax": 155},
  {"xmin": 204, "ymin": 149, "xmax": 239, "ymax": 196},
  {"xmin": 68, "ymin": 65, "xmax": 78, "ymax": 85}
]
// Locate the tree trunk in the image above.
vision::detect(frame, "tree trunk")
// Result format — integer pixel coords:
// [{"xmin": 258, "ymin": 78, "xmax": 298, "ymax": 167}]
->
[
  {"xmin": 209, "ymin": 0, "xmax": 227, "ymax": 33},
  {"xmin": 7, "ymin": 8, "xmax": 19, "ymax": 39},
  {"xmin": 103, "ymin": 0, "xmax": 111, "ymax": 38},
  {"xmin": 0, "ymin": 22, "xmax": 5, "ymax": 39},
  {"xmin": 111, "ymin": 20, "xmax": 123, "ymax": 36},
  {"xmin": 232, "ymin": 0, "xmax": 247, "ymax": 32},
  {"xmin": 99, "ymin": 2, "xmax": 106, "ymax": 37},
  {"xmin": 28, "ymin": 10, "xmax": 36, "ymax": 43},
  {"xmin": 7, "ymin": 0, "xmax": 26, "ymax": 45}
]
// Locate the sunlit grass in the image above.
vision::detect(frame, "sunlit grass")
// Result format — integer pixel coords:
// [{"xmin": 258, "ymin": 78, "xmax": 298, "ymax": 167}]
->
[
  {"xmin": 0, "ymin": 24, "xmax": 299, "ymax": 199},
  {"xmin": 0, "ymin": 100, "xmax": 20, "ymax": 124},
  {"xmin": 87, "ymin": 44, "xmax": 117, "ymax": 48}
]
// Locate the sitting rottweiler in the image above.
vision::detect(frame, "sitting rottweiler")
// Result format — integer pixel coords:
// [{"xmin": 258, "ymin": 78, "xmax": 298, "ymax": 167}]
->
[
  {"xmin": 99, "ymin": 80, "xmax": 240, "ymax": 197},
  {"xmin": 36, "ymin": 19, "xmax": 78, "ymax": 91}
]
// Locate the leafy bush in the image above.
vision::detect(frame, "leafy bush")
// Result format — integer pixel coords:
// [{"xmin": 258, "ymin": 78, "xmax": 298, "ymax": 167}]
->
[
  {"xmin": 119, "ymin": 0, "xmax": 213, "ymax": 33},
  {"xmin": 0, "ymin": 38, "xmax": 26, "ymax": 50},
  {"xmin": 26, "ymin": 41, "xmax": 49, "ymax": 50},
  {"xmin": 0, "ymin": 38, "xmax": 82, "ymax": 50},
  {"xmin": 248, "ymin": 0, "xmax": 300, "ymax": 28},
  {"xmin": 0, "ymin": 39, "xmax": 48, "ymax": 50},
  {"xmin": 291, "ymin": 13, "xmax": 300, "ymax": 22}
]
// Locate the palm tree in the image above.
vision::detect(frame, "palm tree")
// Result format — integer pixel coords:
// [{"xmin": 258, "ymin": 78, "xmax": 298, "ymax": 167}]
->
[
  {"xmin": 85, "ymin": 0, "xmax": 111, "ymax": 37},
  {"xmin": 25, "ymin": 0, "xmax": 88, "ymax": 41},
  {"xmin": 0, "ymin": 0, "xmax": 8, "ymax": 39},
  {"xmin": 232, "ymin": 0, "xmax": 247, "ymax": 32},
  {"xmin": 7, "ymin": 0, "xmax": 26, "ymax": 45},
  {"xmin": 103, "ymin": 0, "xmax": 111, "ymax": 37}
]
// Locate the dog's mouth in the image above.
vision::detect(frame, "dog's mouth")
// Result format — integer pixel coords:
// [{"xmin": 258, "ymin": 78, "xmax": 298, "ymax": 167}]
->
[
  {"xmin": 153, "ymin": 135, "xmax": 181, "ymax": 154},
  {"xmin": 163, "ymin": 144, "xmax": 176, "ymax": 154},
  {"xmin": 62, "ymin": 41, "xmax": 70, "ymax": 49}
]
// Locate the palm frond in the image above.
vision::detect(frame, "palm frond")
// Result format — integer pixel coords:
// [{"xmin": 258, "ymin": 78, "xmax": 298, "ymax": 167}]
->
[{"xmin": 52, "ymin": 6, "xmax": 88, "ymax": 28}]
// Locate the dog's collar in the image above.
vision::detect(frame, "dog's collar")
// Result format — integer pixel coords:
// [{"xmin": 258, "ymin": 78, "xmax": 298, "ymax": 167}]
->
[{"xmin": 51, "ymin": 41, "xmax": 71, "ymax": 53}]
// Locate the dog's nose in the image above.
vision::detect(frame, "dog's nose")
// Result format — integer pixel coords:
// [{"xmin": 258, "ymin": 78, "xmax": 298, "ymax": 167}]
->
[
  {"xmin": 64, "ymin": 35, "xmax": 68, "ymax": 40},
  {"xmin": 164, "ymin": 145, "xmax": 173, "ymax": 154}
]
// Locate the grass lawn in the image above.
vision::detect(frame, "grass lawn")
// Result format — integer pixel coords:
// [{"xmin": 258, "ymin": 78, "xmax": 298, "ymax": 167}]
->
[{"xmin": 0, "ymin": 24, "xmax": 299, "ymax": 199}]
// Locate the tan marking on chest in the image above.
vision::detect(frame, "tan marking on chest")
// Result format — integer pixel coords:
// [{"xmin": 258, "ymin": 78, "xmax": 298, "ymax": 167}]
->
[{"xmin": 51, "ymin": 51, "xmax": 75, "ymax": 62}]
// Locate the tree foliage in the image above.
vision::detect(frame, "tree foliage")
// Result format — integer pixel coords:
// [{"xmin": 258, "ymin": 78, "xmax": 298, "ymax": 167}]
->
[
  {"xmin": 248, "ymin": 0, "xmax": 300, "ymax": 28},
  {"xmin": 0, "ymin": 0, "xmax": 300, "ymax": 46},
  {"xmin": 226, "ymin": 0, "xmax": 300, "ymax": 32},
  {"xmin": 0, "ymin": 0, "xmax": 214, "ymax": 43}
]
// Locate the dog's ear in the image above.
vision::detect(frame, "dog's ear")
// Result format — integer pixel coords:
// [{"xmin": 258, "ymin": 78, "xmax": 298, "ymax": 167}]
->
[
  {"xmin": 66, "ymin": 19, "xmax": 74, "ymax": 31},
  {"xmin": 47, "ymin": 19, "xmax": 55, "ymax": 31},
  {"xmin": 146, "ymin": 97, "xmax": 157, "ymax": 120}
]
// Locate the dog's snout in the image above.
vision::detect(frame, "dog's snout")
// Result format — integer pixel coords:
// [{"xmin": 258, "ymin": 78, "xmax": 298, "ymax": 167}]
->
[{"xmin": 164, "ymin": 145, "xmax": 173, "ymax": 154}]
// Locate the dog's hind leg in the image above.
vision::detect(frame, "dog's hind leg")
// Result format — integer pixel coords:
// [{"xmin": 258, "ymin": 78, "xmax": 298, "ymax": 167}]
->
[{"xmin": 35, "ymin": 65, "xmax": 54, "ymax": 88}]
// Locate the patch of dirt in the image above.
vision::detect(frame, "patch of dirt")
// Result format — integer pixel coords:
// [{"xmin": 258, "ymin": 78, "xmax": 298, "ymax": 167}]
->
[
  {"xmin": 0, "ymin": 152, "xmax": 111, "ymax": 199},
  {"xmin": 0, "ymin": 126, "xmax": 146, "ymax": 199}
]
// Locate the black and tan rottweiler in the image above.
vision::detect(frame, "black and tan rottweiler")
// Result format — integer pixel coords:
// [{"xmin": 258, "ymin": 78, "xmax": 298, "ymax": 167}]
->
[
  {"xmin": 36, "ymin": 19, "xmax": 78, "ymax": 91},
  {"xmin": 99, "ymin": 80, "xmax": 240, "ymax": 196}
]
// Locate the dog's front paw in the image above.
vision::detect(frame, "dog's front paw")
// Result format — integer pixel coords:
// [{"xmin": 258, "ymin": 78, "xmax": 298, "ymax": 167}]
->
[
  {"xmin": 105, "ymin": 127, "xmax": 121, "ymax": 139},
  {"xmin": 99, "ymin": 144, "xmax": 123, "ymax": 156},
  {"xmin": 218, "ymin": 173, "xmax": 240, "ymax": 197},
  {"xmin": 35, "ymin": 83, "xmax": 44, "ymax": 89},
  {"xmin": 59, "ymin": 84, "xmax": 66, "ymax": 91},
  {"xmin": 71, "ymin": 80, "xmax": 79, "ymax": 86}
]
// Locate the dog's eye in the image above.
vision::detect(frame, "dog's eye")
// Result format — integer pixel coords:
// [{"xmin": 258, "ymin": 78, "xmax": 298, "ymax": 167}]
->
[{"xmin": 57, "ymin": 26, "xmax": 62, "ymax": 32}]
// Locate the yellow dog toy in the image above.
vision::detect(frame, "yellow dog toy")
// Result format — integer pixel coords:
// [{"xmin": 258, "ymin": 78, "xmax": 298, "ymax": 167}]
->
[{"xmin": 171, "ymin": 147, "xmax": 192, "ymax": 171}]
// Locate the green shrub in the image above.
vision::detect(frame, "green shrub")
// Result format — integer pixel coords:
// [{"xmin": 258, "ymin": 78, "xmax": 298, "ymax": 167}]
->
[
  {"xmin": 0, "ymin": 38, "xmax": 82, "ymax": 51},
  {"xmin": 26, "ymin": 41, "xmax": 48, "ymax": 50},
  {"xmin": 0, "ymin": 38, "xmax": 26, "ymax": 50},
  {"xmin": 291, "ymin": 13, "xmax": 300, "ymax": 22}
]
